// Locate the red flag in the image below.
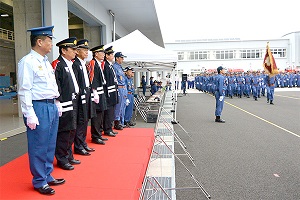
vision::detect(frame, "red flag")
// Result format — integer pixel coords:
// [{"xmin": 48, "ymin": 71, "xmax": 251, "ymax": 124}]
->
[{"xmin": 263, "ymin": 42, "xmax": 279, "ymax": 77}]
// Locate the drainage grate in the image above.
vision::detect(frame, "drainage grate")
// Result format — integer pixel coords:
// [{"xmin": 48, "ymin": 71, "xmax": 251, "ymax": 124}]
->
[
  {"xmin": 156, "ymin": 128, "xmax": 172, "ymax": 136},
  {"xmin": 151, "ymin": 144, "xmax": 173, "ymax": 159},
  {"xmin": 143, "ymin": 177, "xmax": 173, "ymax": 200}
]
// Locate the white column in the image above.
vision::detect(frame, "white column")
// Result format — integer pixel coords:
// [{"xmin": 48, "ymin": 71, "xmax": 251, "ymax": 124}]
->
[{"xmin": 43, "ymin": 0, "xmax": 69, "ymax": 61}]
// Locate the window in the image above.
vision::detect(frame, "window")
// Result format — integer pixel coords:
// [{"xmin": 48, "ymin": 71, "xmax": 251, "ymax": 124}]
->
[
  {"xmin": 214, "ymin": 50, "xmax": 235, "ymax": 59},
  {"xmin": 240, "ymin": 49, "xmax": 262, "ymax": 59},
  {"xmin": 271, "ymin": 48, "xmax": 286, "ymax": 57},
  {"xmin": 188, "ymin": 52, "xmax": 195, "ymax": 60},
  {"xmin": 178, "ymin": 52, "xmax": 184, "ymax": 60}
]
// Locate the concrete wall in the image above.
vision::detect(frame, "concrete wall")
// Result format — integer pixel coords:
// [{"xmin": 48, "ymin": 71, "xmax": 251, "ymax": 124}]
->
[
  {"xmin": 13, "ymin": 0, "xmax": 42, "ymax": 67},
  {"xmin": 70, "ymin": 0, "xmax": 129, "ymax": 43}
]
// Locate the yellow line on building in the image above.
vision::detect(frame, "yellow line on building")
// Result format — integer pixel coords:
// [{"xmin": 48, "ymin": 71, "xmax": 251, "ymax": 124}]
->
[{"xmin": 225, "ymin": 101, "xmax": 300, "ymax": 138}]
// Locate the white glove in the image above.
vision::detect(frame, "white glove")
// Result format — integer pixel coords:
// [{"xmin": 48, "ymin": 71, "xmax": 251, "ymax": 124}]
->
[
  {"xmin": 55, "ymin": 100, "xmax": 62, "ymax": 117},
  {"xmin": 126, "ymin": 98, "xmax": 130, "ymax": 106},
  {"xmin": 93, "ymin": 90, "xmax": 99, "ymax": 104},
  {"xmin": 27, "ymin": 115, "xmax": 39, "ymax": 130},
  {"xmin": 219, "ymin": 96, "xmax": 224, "ymax": 101}
]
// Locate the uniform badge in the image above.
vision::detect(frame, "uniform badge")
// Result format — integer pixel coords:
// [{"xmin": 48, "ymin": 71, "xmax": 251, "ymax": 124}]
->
[
  {"xmin": 120, "ymin": 76, "xmax": 123, "ymax": 80},
  {"xmin": 38, "ymin": 66, "xmax": 43, "ymax": 70}
]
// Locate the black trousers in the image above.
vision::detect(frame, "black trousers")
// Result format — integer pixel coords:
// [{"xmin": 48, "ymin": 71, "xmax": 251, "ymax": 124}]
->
[
  {"xmin": 103, "ymin": 105, "xmax": 115, "ymax": 133},
  {"xmin": 55, "ymin": 129, "xmax": 76, "ymax": 165},
  {"xmin": 74, "ymin": 120, "xmax": 89, "ymax": 151},
  {"xmin": 91, "ymin": 111, "xmax": 104, "ymax": 139}
]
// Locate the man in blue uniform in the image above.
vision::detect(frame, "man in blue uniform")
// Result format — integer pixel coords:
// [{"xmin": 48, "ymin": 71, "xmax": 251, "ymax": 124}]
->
[
  {"xmin": 151, "ymin": 80, "xmax": 158, "ymax": 95},
  {"xmin": 215, "ymin": 66, "xmax": 226, "ymax": 123},
  {"xmin": 124, "ymin": 67, "xmax": 136, "ymax": 127},
  {"xmin": 113, "ymin": 52, "xmax": 128, "ymax": 130},
  {"xmin": 251, "ymin": 71, "xmax": 259, "ymax": 101},
  {"xmin": 141, "ymin": 75, "xmax": 146, "ymax": 96},
  {"xmin": 266, "ymin": 74, "xmax": 275, "ymax": 105},
  {"xmin": 18, "ymin": 26, "xmax": 65, "ymax": 195}
]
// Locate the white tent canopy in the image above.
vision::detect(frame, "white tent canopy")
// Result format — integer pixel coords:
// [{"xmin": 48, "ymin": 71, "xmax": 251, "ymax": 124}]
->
[{"xmin": 103, "ymin": 30, "xmax": 178, "ymax": 72}]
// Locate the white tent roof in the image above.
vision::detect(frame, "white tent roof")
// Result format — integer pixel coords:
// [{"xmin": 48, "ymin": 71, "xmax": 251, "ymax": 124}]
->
[{"xmin": 104, "ymin": 30, "xmax": 178, "ymax": 72}]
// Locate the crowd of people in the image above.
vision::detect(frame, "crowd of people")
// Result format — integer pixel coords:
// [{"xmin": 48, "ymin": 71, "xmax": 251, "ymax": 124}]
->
[
  {"xmin": 183, "ymin": 70, "xmax": 300, "ymax": 104},
  {"xmin": 17, "ymin": 26, "xmax": 136, "ymax": 195}
]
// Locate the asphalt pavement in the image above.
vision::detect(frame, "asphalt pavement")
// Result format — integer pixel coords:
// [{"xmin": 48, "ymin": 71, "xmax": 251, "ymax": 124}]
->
[{"xmin": 174, "ymin": 89, "xmax": 300, "ymax": 200}]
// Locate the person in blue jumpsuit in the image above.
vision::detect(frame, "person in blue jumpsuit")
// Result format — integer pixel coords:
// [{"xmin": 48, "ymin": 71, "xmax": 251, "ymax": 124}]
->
[
  {"xmin": 113, "ymin": 52, "xmax": 128, "ymax": 130},
  {"xmin": 151, "ymin": 80, "xmax": 158, "ymax": 95},
  {"xmin": 244, "ymin": 72, "xmax": 251, "ymax": 98},
  {"xmin": 124, "ymin": 67, "xmax": 136, "ymax": 127},
  {"xmin": 17, "ymin": 26, "xmax": 65, "ymax": 195},
  {"xmin": 260, "ymin": 71, "xmax": 267, "ymax": 96},
  {"xmin": 266, "ymin": 74, "xmax": 275, "ymax": 105},
  {"xmin": 251, "ymin": 71, "xmax": 260, "ymax": 101},
  {"xmin": 228, "ymin": 73, "xmax": 236, "ymax": 98},
  {"xmin": 214, "ymin": 66, "xmax": 226, "ymax": 123},
  {"xmin": 296, "ymin": 71, "xmax": 300, "ymax": 87},
  {"xmin": 141, "ymin": 75, "xmax": 146, "ymax": 96}
]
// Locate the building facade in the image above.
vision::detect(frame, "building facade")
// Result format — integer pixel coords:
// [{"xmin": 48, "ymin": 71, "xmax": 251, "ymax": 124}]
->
[
  {"xmin": 165, "ymin": 32, "xmax": 300, "ymax": 75},
  {"xmin": 0, "ymin": 0, "xmax": 164, "ymax": 86}
]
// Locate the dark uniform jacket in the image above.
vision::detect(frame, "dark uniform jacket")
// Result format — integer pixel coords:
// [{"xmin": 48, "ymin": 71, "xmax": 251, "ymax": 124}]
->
[
  {"xmin": 52, "ymin": 55, "xmax": 77, "ymax": 132},
  {"xmin": 72, "ymin": 57, "xmax": 96, "ymax": 122},
  {"xmin": 103, "ymin": 60, "xmax": 118, "ymax": 107},
  {"xmin": 88, "ymin": 58, "xmax": 107, "ymax": 111}
]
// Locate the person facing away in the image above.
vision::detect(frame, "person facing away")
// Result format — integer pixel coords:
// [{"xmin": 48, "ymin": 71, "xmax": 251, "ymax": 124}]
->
[{"xmin": 141, "ymin": 75, "xmax": 146, "ymax": 96}]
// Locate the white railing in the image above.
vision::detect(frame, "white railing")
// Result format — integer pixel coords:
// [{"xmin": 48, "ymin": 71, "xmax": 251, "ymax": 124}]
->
[{"xmin": 0, "ymin": 28, "xmax": 14, "ymax": 41}]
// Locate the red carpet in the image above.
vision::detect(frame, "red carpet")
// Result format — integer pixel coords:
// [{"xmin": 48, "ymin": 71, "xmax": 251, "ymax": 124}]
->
[{"xmin": 0, "ymin": 127, "xmax": 154, "ymax": 200}]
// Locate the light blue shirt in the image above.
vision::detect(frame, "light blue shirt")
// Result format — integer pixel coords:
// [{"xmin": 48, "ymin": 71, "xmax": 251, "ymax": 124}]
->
[{"xmin": 18, "ymin": 50, "xmax": 59, "ymax": 117}]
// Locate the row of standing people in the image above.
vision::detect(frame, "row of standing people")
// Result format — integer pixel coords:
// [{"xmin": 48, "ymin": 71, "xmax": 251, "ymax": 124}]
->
[
  {"xmin": 17, "ymin": 26, "xmax": 135, "ymax": 196},
  {"xmin": 274, "ymin": 72, "xmax": 300, "ymax": 88},
  {"xmin": 194, "ymin": 71, "xmax": 289, "ymax": 104}
]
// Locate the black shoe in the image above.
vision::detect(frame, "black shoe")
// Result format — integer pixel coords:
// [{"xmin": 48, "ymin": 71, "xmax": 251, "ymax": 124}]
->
[
  {"xmin": 114, "ymin": 120, "xmax": 123, "ymax": 130},
  {"xmin": 255, "ymin": 97, "xmax": 258, "ymax": 101},
  {"xmin": 69, "ymin": 159, "xmax": 81, "ymax": 165},
  {"xmin": 267, "ymin": 98, "xmax": 269, "ymax": 103},
  {"xmin": 112, "ymin": 130, "xmax": 118, "ymax": 135},
  {"xmin": 58, "ymin": 163, "xmax": 74, "ymax": 170},
  {"xmin": 270, "ymin": 100, "xmax": 274, "ymax": 105},
  {"xmin": 34, "ymin": 185, "xmax": 55, "ymax": 195},
  {"xmin": 99, "ymin": 136, "xmax": 108, "ymax": 141},
  {"xmin": 114, "ymin": 125, "xmax": 123, "ymax": 130},
  {"xmin": 84, "ymin": 146, "xmax": 95, "ymax": 152},
  {"xmin": 124, "ymin": 122, "xmax": 131, "ymax": 128},
  {"xmin": 48, "ymin": 178, "xmax": 65, "ymax": 186},
  {"xmin": 215, "ymin": 118, "xmax": 226, "ymax": 123},
  {"xmin": 74, "ymin": 149, "xmax": 90, "ymax": 156},
  {"xmin": 128, "ymin": 121, "xmax": 136, "ymax": 126},
  {"xmin": 105, "ymin": 132, "xmax": 116, "ymax": 137},
  {"xmin": 92, "ymin": 138, "xmax": 106, "ymax": 145}
]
